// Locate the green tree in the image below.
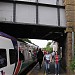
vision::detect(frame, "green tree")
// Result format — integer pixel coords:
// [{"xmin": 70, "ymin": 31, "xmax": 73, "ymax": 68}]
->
[
  {"xmin": 46, "ymin": 42, "xmax": 51, "ymax": 46},
  {"xmin": 43, "ymin": 42, "xmax": 53, "ymax": 53}
]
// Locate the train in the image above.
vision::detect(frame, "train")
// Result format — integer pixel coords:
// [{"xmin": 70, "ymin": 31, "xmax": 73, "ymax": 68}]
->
[{"xmin": 0, "ymin": 32, "xmax": 38, "ymax": 75}]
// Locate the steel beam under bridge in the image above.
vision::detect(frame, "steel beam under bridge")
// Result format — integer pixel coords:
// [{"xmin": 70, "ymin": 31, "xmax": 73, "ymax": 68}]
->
[{"xmin": 0, "ymin": 22, "xmax": 66, "ymax": 41}]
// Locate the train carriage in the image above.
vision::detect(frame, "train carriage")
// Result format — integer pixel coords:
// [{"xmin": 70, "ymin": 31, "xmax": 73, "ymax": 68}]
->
[
  {"xmin": 0, "ymin": 32, "xmax": 18, "ymax": 75},
  {"xmin": 0, "ymin": 32, "xmax": 38, "ymax": 75}
]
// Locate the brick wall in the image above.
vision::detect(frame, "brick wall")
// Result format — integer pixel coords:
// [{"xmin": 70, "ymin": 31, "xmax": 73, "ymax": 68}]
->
[{"xmin": 65, "ymin": 0, "xmax": 75, "ymax": 75}]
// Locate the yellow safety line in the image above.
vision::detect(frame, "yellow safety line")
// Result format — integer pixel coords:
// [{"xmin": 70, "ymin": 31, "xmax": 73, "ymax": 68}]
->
[{"xmin": 44, "ymin": 71, "xmax": 46, "ymax": 75}]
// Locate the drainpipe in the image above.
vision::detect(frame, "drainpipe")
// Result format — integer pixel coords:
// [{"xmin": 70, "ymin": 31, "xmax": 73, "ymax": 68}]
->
[{"xmin": 72, "ymin": 31, "xmax": 74, "ymax": 58}]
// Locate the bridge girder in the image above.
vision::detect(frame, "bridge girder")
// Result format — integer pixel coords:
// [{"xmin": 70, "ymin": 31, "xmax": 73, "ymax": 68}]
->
[{"xmin": 0, "ymin": 22, "xmax": 66, "ymax": 44}]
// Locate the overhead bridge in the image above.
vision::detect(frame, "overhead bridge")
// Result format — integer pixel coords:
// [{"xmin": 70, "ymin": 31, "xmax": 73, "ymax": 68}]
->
[{"xmin": 0, "ymin": 0, "xmax": 66, "ymax": 43}]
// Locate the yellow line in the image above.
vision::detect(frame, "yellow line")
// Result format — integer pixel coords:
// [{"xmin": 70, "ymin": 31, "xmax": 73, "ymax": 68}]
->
[{"xmin": 44, "ymin": 71, "xmax": 46, "ymax": 75}]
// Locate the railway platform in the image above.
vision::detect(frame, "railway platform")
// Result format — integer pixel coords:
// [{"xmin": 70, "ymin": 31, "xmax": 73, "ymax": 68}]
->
[{"xmin": 27, "ymin": 62, "xmax": 66, "ymax": 75}]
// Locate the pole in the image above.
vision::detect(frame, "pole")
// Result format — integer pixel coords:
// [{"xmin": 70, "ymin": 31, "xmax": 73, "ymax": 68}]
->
[{"xmin": 72, "ymin": 31, "xmax": 74, "ymax": 58}]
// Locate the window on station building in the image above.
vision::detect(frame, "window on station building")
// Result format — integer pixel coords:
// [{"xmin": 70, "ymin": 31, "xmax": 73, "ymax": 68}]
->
[
  {"xmin": 0, "ymin": 49, "xmax": 7, "ymax": 68},
  {"xmin": 9, "ymin": 49, "xmax": 18, "ymax": 64}
]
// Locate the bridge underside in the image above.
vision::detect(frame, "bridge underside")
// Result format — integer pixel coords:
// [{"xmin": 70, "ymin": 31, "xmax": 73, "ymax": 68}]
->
[{"xmin": 0, "ymin": 22, "xmax": 66, "ymax": 44}]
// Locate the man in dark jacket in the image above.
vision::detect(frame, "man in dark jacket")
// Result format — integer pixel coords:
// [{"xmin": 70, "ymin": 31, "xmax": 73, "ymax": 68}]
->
[{"xmin": 37, "ymin": 48, "xmax": 44, "ymax": 69}]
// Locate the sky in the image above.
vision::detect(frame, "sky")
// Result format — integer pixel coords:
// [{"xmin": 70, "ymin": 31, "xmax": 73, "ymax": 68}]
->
[{"xmin": 29, "ymin": 39, "xmax": 52, "ymax": 48}]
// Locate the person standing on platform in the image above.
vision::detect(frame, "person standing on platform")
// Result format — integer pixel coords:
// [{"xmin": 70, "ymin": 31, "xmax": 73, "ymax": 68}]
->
[
  {"xmin": 37, "ymin": 48, "xmax": 44, "ymax": 69},
  {"xmin": 54, "ymin": 51, "xmax": 60, "ymax": 75},
  {"xmin": 44, "ymin": 51, "xmax": 52, "ymax": 74}
]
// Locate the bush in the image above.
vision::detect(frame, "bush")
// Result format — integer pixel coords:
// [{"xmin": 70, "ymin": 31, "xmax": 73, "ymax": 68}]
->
[{"xmin": 70, "ymin": 58, "xmax": 75, "ymax": 71}]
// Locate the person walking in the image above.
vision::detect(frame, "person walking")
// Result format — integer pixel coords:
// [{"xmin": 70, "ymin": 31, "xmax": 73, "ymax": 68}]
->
[
  {"xmin": 44, "ymin": 51, "xmax": 52, "ymax": 74},
  {"xmin": 37, "ymin": 48, "xmax": 44, "ymax": 69},
  {"xmin": 54, "ymin": 51, "xmax": 60, "ymax": 75}
]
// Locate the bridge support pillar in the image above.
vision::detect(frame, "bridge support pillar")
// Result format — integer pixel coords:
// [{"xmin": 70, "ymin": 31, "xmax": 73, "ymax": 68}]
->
[
  {"xmin": 66, "ymin": 32, "xmax": 72, "ymax": 75},
  {"xmin": 65, "ymin": 0, "xmax": 75, "ymax": 74}
]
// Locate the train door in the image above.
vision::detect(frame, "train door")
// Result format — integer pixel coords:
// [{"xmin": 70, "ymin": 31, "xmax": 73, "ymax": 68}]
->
[{"xmin": 0, "ymin": 36, "xmax": 18, "ymax": 75}]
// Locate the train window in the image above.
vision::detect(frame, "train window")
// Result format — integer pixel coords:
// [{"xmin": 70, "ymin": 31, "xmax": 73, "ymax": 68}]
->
[
  {"xmin": 9, "ymin": 49, "xmax": 18, "ymax": 64},
  {"xmin": 0, "ymin": 49, "xmax": 7, "ymax": 68},
  {"xmin": 19, "ymin": 51, "xmax": 24, "ymax": 61}
]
